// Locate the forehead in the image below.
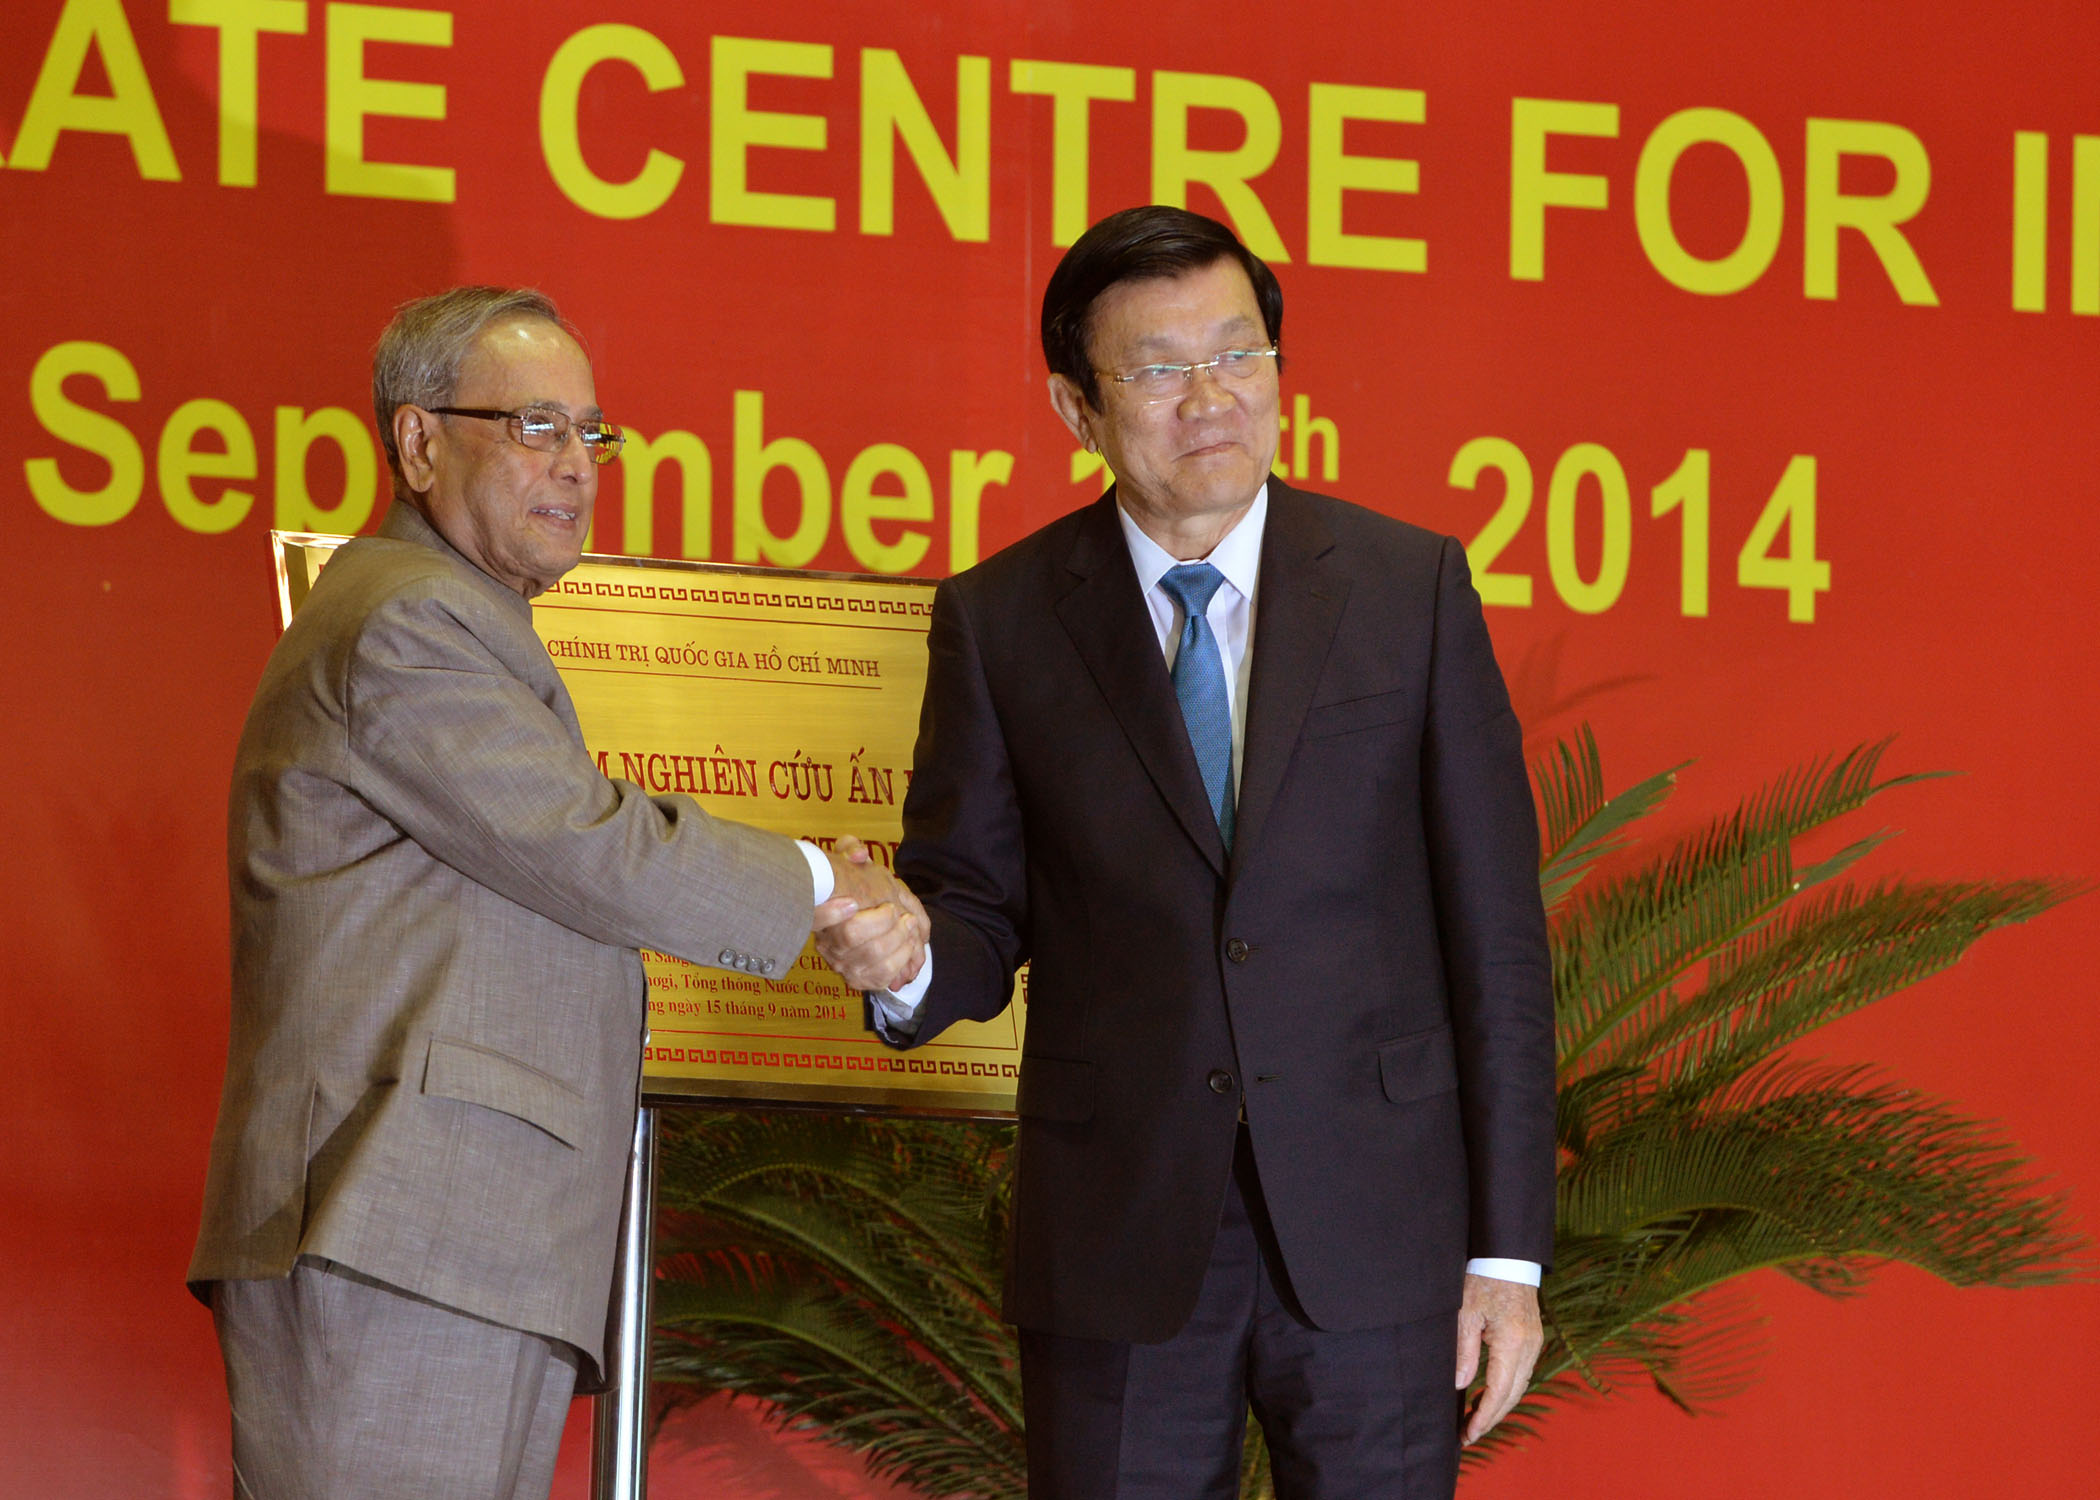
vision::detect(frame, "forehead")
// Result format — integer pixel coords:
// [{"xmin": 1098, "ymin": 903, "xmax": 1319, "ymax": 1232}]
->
[
  {"xmin": 1087, "ymin": 259, "xmax": 1264, "ymax": 357},
  {"xmin": 458, "ymin": 317, "xmax": 596, "ymax": 403}
]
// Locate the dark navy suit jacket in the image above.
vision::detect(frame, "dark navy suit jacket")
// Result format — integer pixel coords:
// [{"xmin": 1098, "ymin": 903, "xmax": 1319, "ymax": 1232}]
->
[{"xmin": 888, "ymin": 480, "xmax": 1556, "ymax": 1343}]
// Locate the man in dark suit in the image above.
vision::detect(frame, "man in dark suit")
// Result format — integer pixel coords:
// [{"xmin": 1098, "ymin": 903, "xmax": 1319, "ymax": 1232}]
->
[{"xmin": 825, "ymin": 207, "xmax": 1555, "ymax": 1498}]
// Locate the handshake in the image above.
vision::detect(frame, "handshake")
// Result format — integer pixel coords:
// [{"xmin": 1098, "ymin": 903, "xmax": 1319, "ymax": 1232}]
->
[{"xmin": 811, "ymin": 837, "xmax": 930, "ymax": 993}]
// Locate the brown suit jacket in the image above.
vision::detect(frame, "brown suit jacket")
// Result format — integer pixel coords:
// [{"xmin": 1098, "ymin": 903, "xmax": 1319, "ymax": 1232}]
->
[
  {"xmin": 891, "ymin": 483, "xmax": 1557, "ymax": 1343},
  {"xmin": 189, "ymin": 503, "xmax": 813, "ymax": 1381}
]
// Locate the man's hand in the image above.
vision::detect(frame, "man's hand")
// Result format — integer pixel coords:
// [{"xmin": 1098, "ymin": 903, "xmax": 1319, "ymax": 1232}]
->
[
  {"xmin": 812, "ymin": 837, "xmax": 928, "ymax": 992},
  {"xmin": 1455, "ymin": 1273, "xmax": 1543, "ymax": 1446},
  {"xmin": 823, "ymin": 836, "xmax": 900, "ymax": 913}
]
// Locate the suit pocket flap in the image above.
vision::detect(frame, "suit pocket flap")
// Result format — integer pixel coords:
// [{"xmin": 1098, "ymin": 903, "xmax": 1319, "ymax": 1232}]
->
[
  {"xmin": 1378, "ymin": 1027, "xmax": 1458, "ymax": 1104},
  {"xmin": 1017, "ymin": 1055, "xmax": 1095, "ymax": 1123},
  {"xmin": 423, "ymin": 1037, "xmax": 586, "ymax": 1147},
  {"xmin": 1302, "ymin": 688, "xmax": 1413, "ymax": 739}
]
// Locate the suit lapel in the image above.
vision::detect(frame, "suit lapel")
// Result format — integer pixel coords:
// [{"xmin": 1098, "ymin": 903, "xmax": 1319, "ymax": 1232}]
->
[
  {"xmin": 1055, "ymin": 494, "xmax": 1230, "ymax": 878},
  {"xmin": 1233, "ymin": 483, "xmax": 1348, "ymax": 873}
]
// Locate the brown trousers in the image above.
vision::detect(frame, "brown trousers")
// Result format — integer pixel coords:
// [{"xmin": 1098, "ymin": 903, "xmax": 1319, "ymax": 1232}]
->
[{"xmin": 212, "ymin": 1258, "xmax": 580, "ymax": 1500}]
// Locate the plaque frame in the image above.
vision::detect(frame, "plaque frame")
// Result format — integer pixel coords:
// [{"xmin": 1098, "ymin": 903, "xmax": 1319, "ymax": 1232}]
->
[{"xmin": 271, "ymin": 531, "xmax": 1024, "ymax": 1119}]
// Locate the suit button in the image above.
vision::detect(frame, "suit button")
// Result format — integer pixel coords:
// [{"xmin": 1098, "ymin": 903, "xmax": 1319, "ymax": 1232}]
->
[
  {"xmin": 760, "ymin": 959, "xmax": 776, "ymax": 976},
  {"xmin": 1225, "ymin": 939, "xmax": 1249, "ymax": 963},
  {"xmin": 1207, "ymin": 1069, "xmax": 1235, "ymax": 1095},
  {"xmin": 719, "ymin": 949, "xmax": 736, "ymax": 966}
]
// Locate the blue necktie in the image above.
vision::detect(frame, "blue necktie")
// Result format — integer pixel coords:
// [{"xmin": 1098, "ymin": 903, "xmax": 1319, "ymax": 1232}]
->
[{"xmin": 1158, "ymin": 562, "xmax": 1235, "ymax": 849}]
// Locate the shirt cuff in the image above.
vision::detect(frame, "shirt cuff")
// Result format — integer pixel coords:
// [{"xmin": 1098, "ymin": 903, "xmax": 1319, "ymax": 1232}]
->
[
  {"xmin": 797, "ymin": 839, "xmax": 833, "ymax": 903},
  {"xmin": 1463, "ymin": 1257, "xmax": 1541, "ymax": 1287},
  {"xmin": 867, "ymin": 948, "xmax": 934, "ymax": 1039}
]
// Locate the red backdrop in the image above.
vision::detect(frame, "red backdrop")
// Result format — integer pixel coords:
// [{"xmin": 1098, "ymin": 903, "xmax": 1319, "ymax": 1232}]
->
[{"xmin": 4, "ymin": 1, "xmax": 2094, "ymax": 1494}]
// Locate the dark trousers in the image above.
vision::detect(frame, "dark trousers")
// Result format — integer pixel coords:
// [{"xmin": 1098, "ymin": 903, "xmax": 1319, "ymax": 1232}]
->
[{"xmin": 1019, "ymin": 1132, "xmax": 1461, "ymax": 1500}]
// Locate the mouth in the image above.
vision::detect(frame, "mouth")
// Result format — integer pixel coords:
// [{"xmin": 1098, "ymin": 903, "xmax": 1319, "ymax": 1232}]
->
[{"xmin": 530, "ymin": 504, "xmax": 582, "ymax": 525}]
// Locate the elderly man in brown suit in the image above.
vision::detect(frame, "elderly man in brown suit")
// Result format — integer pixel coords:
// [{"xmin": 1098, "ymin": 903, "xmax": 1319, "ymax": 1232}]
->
[{"xmin": 189, "ymin": 287, "xmax": 924, "ymax": 1499}]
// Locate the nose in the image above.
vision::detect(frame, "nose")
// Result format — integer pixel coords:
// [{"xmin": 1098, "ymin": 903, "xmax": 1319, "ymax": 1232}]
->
[{"xmin": 1177, "ymin": 362, "xmax": 1236, "ymax": 417}]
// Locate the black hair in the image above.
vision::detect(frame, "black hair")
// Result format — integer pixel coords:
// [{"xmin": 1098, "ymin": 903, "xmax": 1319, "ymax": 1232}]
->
[{"xmin": 1040, "ymin": 205, "xmax": 1284, "ymax": 409}]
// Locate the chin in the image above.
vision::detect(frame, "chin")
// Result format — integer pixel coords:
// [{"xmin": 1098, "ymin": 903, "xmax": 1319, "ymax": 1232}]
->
[
  {"xmin": 1189, "ymin": 472, "xmax": 1265, "ymax": 510},
  {"xmin": 523, "ymin": 548, "xmax": 583, "ymax": 588}
]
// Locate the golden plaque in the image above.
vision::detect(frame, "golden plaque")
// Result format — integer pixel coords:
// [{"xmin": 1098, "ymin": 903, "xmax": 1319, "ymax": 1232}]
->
[{"xmin": 273, "ymin": 533, "xmax": 1023, "ymax": 1116}]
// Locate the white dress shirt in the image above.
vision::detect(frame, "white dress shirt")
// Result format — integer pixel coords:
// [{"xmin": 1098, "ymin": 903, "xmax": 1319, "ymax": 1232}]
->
[
  {"xmin": 860, "ymin": 487, "xmax": 1536, "ymax": 1288},
  {"xmin": 800, "ymin": 840, "xmax": 837, "ymax": 898}
]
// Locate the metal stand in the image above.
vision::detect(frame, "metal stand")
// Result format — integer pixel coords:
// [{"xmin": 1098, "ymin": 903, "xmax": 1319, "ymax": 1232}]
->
[{"xmin": 592, "ymin": 1105, "xmax": 658, "ymax": 1500}]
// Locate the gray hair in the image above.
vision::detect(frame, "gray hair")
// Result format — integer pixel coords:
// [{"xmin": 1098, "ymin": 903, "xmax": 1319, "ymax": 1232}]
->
[{"xmin": 371, "ymin": 286, "xmax": 572, "ymax": 496}]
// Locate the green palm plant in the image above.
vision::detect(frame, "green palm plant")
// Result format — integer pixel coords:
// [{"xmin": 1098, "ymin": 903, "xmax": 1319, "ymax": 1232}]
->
[
  {"xmin": 650, "ymin": 1107, "xmax": 1023, "ymax": 1495},
  {"xmin": 648, "ymin": 731, "xmax": 2085, "ymax": 1494},
  {"xmin": 1482, "ymin": 730, "xmax": 2083, "ymax": 1456}
]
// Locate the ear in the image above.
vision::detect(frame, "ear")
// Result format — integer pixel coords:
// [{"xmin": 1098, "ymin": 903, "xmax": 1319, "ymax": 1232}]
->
[
  {"xmin": 1047, "ymin": 373, "xmax": 1095, "ymax": 451},
  {"xmin": 393, "ymin": 404, "xmax": 439, "ymax": 495}
]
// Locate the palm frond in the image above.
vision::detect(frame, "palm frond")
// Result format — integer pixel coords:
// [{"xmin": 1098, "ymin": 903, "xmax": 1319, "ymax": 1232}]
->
[
  {"xmin": 1553, "ymin": 740, "xmax": 1938, "ymax": 1078},
  {"xmin": 1645, "ymin": 879, "xmax": 2074, "ymax": 1100},
  {"xmin": 652, "ymin": 1265, "xmax": 1022, "ymax": 1499},
  {"xmin": 1534, "ymin": 724, "xmax": 1682, "ymax": 913},
  {"xmin": 650, "ymin": 1111, "xmax": 1026, "ymax": 1495},
  {"xmin": 1558, "ymin": 1061, "xmax": 2079, "ymax": 1286}
]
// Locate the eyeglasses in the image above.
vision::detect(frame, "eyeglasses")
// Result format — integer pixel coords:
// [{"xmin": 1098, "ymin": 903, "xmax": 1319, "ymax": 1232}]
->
[
  {"xmin": 430, "ymin": 406, "xmax": 626, "ymax": 465},
  {"xmin": 1100, "ymin": 347, "xmax": 1279, "ymax": 404}
]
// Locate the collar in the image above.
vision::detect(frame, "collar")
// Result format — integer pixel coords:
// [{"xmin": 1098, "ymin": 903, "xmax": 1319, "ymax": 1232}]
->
[
  {"xmin": 377, "ymin": 501, "xmax": 537, "ymax": 621},
  {"xmin": 1115, "ymin": 483, "xmax": 1269, "ymax": 602}
]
